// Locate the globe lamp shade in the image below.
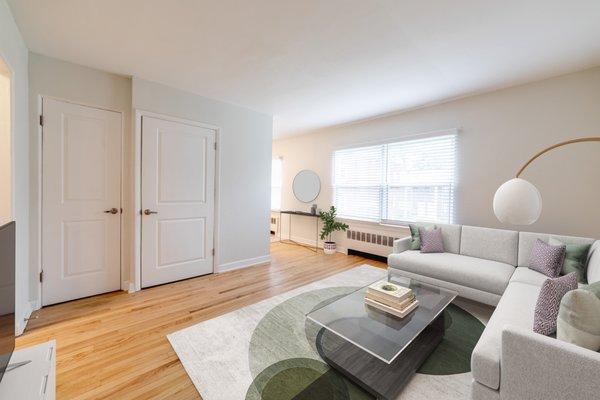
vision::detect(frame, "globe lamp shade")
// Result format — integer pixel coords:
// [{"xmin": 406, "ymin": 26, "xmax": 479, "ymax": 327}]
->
[{"xmin": 493, "ymin": 178, "xmax": 542, "ymax": 225}]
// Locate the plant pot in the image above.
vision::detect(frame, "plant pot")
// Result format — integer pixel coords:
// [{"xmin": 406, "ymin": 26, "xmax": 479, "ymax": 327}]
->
[{"xmin": 323, "ymin": 241, "xmax": 336, "ymax": 255}]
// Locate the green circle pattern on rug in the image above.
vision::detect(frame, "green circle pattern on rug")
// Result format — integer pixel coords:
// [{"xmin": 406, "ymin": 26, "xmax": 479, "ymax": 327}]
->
[
  {"xmin": 417, "ymin": 303, "xmax": 484, "ymax": 375},
  {"xmin": 245, "ymin": 287, "xmax": 485, "ymax": 399}
]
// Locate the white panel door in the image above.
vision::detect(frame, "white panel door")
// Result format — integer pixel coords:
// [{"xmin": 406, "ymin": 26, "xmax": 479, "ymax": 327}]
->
[
  {"xmin": 141, "ymin": 116, "xmax": 215, "ymax": 287},
  {"xmin": 42, "ymin": 98, "xmax": 122, "ymax": 306}
]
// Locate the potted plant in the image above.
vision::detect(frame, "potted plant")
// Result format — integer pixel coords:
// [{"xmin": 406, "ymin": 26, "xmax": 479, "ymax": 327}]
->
[{"xmin": 319, "ymin": 206, "xmax": 349, "ymax": 254}]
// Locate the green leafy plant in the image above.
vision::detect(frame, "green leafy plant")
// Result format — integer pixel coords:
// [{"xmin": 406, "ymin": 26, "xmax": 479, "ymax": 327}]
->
[{"xmin": 319, "ymin": 206, "xmax": 349, "ymax": 242}]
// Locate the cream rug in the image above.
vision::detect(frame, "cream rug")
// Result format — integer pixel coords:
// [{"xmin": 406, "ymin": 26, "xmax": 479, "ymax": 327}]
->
[{"xmin": 168, "ymin": 265, "xmax": 493, "ymax": 400}]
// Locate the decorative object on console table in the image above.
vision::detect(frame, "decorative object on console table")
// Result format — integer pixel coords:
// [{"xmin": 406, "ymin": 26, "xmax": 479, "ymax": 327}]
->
[
  {"xmin": 318, "ymin": 206, "xmax": 349, "ymax": 254},
  {"xmin": 493, "ymin": 136, "xmax": 600, "ymax": 225}
]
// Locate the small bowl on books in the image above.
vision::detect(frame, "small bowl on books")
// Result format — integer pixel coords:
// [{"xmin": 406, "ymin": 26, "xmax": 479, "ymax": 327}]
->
[{"xmin": 365, "ymin": 280, "xmax": 419, "ymax": 318}]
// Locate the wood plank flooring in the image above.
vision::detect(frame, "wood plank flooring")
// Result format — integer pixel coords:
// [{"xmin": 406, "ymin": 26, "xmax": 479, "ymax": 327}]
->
[{"xmin": 17, "ymin": 242, "xmax": 386, "ymax": 400}]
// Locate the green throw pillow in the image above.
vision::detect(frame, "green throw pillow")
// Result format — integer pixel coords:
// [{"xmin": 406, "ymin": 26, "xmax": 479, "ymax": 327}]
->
[
  {"xmin": 549, "ymin": 237, "xmax": 591, "ymax": 283},
  {"xmin": 408, "ymin": 223, "xmax": 435, "ymax": 250},
  {"xmin": 557, "ymin": 281, "xmax": 600, "ymax": 351}
]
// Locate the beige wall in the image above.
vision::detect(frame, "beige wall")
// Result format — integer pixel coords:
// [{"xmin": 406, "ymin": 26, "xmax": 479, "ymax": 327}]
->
[
  {"xmin": 274, "ymin": 67, "xmax": 600, "ymax": 252},
  {"xmin": 28, "ymin": 53, "xmax": 133, "ymax": 299}
]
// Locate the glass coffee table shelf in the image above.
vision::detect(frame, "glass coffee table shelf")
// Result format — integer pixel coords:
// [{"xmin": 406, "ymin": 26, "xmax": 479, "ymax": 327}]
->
[{"xmin": 306, "ymin": 275, "xmax": 457, "ymax": 400}]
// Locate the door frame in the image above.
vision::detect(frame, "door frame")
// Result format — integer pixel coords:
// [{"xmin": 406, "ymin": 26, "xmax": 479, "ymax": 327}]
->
[
  {"xmin": 133, "ymin": 110, "xmax": 221, "ymax": 292},
  {"xmin": 0, "ymin": 55, "xmax": 15, "ymax": 224},
  {"xmin": 37, "ymin": 95, "xmax": 126, "ymax": 305}
]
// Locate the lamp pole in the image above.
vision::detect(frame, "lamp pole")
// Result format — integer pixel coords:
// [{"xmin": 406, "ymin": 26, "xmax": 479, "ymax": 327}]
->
[{"xmin": 515, "ymin": 137, "xmax": 600, "ymax": 178}]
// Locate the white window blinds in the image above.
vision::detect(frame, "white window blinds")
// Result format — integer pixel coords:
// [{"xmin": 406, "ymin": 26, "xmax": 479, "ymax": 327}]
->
[
  {"xmin": 333, "ymin": 133, "xmax": 457, "ymax": 224},
  {"xmin": 271, "ymin": 158, "xmax": 282, "ymax": 210}
]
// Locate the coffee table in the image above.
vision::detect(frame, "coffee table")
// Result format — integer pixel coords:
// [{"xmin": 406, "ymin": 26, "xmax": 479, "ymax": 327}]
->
[{"xmin": 306, "ymin": 275, "xmax": 457, "ymax": 400}]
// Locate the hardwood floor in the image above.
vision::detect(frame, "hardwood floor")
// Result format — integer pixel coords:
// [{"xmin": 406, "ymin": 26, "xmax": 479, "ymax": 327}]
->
[{"xmin": 17, "ymin": 242, "xmax": 386, "ymax": 399}]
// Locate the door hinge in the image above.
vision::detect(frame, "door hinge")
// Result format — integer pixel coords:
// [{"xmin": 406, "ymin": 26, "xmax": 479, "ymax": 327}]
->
[
  {"xmin": 39, "ymin": 270, "xmax": 44, "ymax": 283},
  {"xmin": 214, "ymin": 142, "xmax": 217, "ymax": 151},
  {"xmin": 39, "ymin": 115, "xmax": 44, "ymax": 126},
  {"xmin": 212, "ymin": 249, "xmax": 215, "ymax": 256}
]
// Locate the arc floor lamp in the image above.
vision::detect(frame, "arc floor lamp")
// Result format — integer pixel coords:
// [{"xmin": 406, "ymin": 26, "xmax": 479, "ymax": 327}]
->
[{"xmin": 493, "ymin": 137, "xmax": 600, "ymax": 225}]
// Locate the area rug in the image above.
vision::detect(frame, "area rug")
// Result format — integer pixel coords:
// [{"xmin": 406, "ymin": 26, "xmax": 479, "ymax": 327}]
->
[{"xmin": 168, "ymin": 265, "xmax": 491, "ymax": 400}]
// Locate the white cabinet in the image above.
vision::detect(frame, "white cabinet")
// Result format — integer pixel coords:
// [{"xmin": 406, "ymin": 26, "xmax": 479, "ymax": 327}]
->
[{"xmin": 0, "ymin": 340, "xmax": 56, "ymax": 399}]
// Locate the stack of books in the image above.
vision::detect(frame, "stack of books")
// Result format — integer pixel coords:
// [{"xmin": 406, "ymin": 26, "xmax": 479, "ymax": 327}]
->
[{"xmin": 365, "ymin": 280, "xmax": 419, "ymax": 318}]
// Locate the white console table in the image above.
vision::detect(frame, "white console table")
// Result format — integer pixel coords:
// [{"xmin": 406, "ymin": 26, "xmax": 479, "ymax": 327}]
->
[{"xmin": 0, "ymin": 340, "xmax": 56, "ymax": 399}]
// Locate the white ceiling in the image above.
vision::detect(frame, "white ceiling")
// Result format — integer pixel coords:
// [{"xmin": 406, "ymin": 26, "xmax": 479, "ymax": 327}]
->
[{"xmin": 7, "ymin": 0, "xmax": 600, "ymax": 138}]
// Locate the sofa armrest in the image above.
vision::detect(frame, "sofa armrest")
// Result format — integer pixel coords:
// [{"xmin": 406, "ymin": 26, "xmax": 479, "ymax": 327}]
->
[
  {"xmin": 501, "ymin": 325, "xmax": 600, "ymax": 400},
  {"xmin": 393, "ymin": 236, "xmax": 411, "ymax": 254}
]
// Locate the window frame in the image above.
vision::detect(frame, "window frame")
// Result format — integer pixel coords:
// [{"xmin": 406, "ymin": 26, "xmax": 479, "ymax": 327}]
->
[{"xmin": 331, "ymin": 129, "xmax": 458, "ymax": 225}]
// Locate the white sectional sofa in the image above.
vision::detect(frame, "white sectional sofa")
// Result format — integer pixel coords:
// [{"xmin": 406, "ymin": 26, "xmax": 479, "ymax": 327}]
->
[{"xmin": 388, "ymin": 224, "xmax": 600, "ymax": 400}]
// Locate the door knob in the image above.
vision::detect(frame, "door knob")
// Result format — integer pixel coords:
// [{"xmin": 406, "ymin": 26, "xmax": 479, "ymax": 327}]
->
[
  {"xmin": 104, "ymin": 208, "xmax": 119, "ymax": 214},
  {"xmin": 144, "ymin": 209, "xmax": 158, "ymax": 215}
]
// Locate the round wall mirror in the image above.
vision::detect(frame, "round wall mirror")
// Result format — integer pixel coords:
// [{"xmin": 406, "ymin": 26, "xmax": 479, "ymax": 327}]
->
[{"xmin": 292, "ymin": 170, "xmax": 321, "ymax": 203}]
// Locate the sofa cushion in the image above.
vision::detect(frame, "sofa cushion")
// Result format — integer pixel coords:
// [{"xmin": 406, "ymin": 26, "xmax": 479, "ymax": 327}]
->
[
  {"xmin": 556, "ymin": 282, "xmax": 600, "ymax": 351},
  {"xmin": 471, "ymin": 282, "xmax": 541, "ymax": 390},
  {"xmin": 419, "ymin": 227, "xmax": 444, "ymax": 253},
  {"xmin": 408, "ymin": 223, "xmax": 434, "ymax": 250},
  {"xmin": 549, "ymin": 237, "xmax": 591, "ymax": 283},
  {"xmin": 533, "ymin": 272, "xmax": 578, "ymax": 335},
  {"xmin": 557, "ymin": 281, "xmax": 600, "ymax": 351},
  {"xmin": 587, "ymin": 241, "xmax": 600, "ymax": 284},
  {"xmin": 387, "ymin": 251, "xmax": 514, "ymax": 295},
  {"xmin": 435, "ymin": 223, "xmax": 462, "ymax": 254},
  {"xmin": 517, "ymin": 232, "xmax": 595, "ymax": 268},
  {"xmin": 509, "ymin": 267, "xmax": 548, "ymax": 287},
  {"xmin": 460, "ymin": 225, "xmax": 518, "ymax": 265},
  {"xmin": 528, "ymin": 238, "xmax": 566, "ymax": 277}
]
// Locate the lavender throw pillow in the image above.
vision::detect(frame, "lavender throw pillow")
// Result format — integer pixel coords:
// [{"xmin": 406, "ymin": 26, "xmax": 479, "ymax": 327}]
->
[
  {"xmin": 419, "ymin": 227, "xmax": 444, "ymax": 253},
  {"xmin": 528, "ymin": 239, "xmax": 566, "ymax": 277},
  {"xmin": 533, "ymin": 272, "xmax": 578, "ymax": 335}
]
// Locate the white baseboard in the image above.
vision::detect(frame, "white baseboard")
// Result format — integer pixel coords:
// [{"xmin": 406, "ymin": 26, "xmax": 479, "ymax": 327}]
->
[
  {"xmin": 15, "ymin": 301, "xmax": 34, "ymax": 336},
  {"xmin": 31, "ymin": 299, "xmax": 41, "ymax": 311},
  {"xmin": 216, "ymin": 255, "xmax": 271, "ymax": 273},
  {"xmin": 122, "ymin": 280, "xmax": 136, "ymax": 293},
  {"xmin": 127, "ymin": 281, "xmax": 136, "ymax": 293}
]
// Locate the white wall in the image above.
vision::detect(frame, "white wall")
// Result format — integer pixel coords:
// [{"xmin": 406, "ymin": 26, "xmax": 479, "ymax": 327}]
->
[
  {"xmin": 26, "ymin": 58, "xmax": 272, "ymax": 304},
  {"xmin": 0, "ymin": 64, "xmax": 10, "ymax": 224},
  {"xmin": 26, "ymin": 57, "xmax": 272, "ymax": 306},
  {"xmin": 0, "ymin": 0, "xmax": 30, "ymax": 334},
  {"xmin": 28, "ymin": 53, "xmax": 133, "ymax": 300},
  {"xmin": 132, "ymin": 78, "xmax": 273, "ymax": 271},
  {"xmin": 274, "ymin": 67, "xmax": 600, "ymax": 252}
]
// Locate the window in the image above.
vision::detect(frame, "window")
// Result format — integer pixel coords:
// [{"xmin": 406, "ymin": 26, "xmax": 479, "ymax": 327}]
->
[
  {"xmin": 333, "ymin": 133, "xmax": 457, "ymax": 224},
  {"xmin": 271, "ymin": 157, "xmax": 282, "ymax": 210}
]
